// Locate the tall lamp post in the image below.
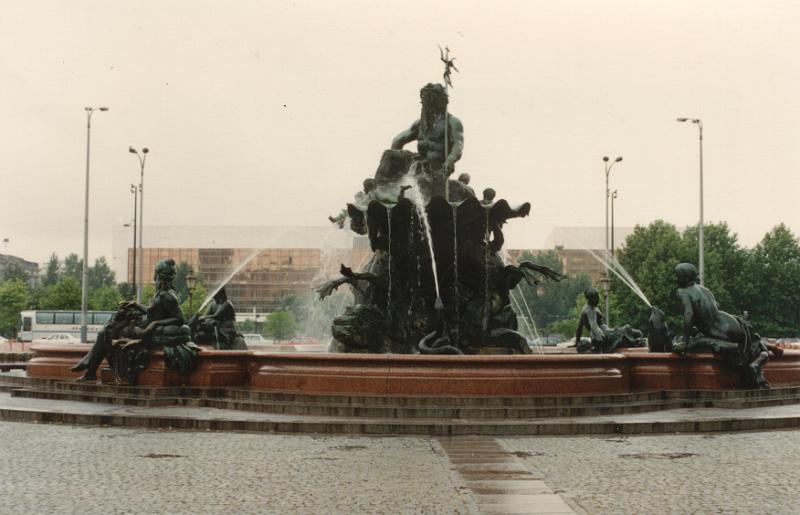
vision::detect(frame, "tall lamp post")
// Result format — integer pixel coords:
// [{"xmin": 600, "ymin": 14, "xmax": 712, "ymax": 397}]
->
[
  {"xmin": 129, "ymin": 146, "xmax": 149, "ymax": 302},
  {"xmin": 611, "ymin": 190, "xmax": 618, "ymax": 258},
  {"xmin": 676, "ymin": 117, "xmax": 704, "ymax": 285},
  {"xmin": 603, "ymin": 156, "xmax": 622, "ymax": 325},
  {"xmin": 80, "ymin": 106, "xmax": 109, "ymax": 343},
  {"xmin": 129, "ymin": 184, "xmax": 139, "ymax": 295},
  {"xmin": 2, "ymin": 238, "xmax": 8, "ymax": 255}
]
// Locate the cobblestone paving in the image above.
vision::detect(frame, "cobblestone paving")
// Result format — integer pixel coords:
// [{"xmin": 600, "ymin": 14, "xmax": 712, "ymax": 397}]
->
[
  {"xmin": 0, "ymin": 422, "xmax": 478, "ymax": 515},
  {"xmin": 501, "ymin": 430, "xmax": 800, "ymax": 514}
]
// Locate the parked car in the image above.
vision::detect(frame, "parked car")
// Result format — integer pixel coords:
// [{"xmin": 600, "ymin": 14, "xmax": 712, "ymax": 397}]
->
[
  {"xmin": 242, "ymin": 333, "xmax": 266, "ymax": 345},
  {"xmin": 37, "ymin": 333, "xmax": 81, "ymax": 344}
]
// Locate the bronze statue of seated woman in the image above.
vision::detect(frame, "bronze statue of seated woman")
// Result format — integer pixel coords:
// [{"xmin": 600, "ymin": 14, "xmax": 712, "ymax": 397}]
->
[{"xmin": 71, "ymin": 258, "xmax": 199, "ymax": 384}]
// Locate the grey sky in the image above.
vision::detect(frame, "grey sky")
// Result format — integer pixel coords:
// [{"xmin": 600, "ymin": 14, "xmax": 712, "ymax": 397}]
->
[{"xmin": 2, "ymin": 0, "xmax": 799, "ymax": 265}]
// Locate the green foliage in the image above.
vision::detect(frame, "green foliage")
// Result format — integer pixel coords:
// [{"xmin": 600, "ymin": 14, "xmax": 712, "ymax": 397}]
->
[
  {"xmin": 89, "ymin": 285, "xmax": 122, "ymax": 310},
  {"xmin": 173, "ymin": 262, "xmax": 196, "ymax": 303},
  {"xmin": 237, "ymin": 318, "xmax": 256, "ymax": 334},
  {"xmin": 142, "ymin": 283, "xmax": 156, "ymax": 302},
  {"xmin": 515, "ymin": 250, "xmax": 593, "ymax": 331},
  {"xmin": 43, "ymin": 253, "xmax": 60, "ymax": 286},
  {"xmin": 279, "ymin": 293, "xmax": 309, "ymax": 325},
  {"xmin": 741, "ymin": 224, "xmax": 800, "ymax": 337},
  {"xmin": 612, "ymin": 220, "xmax": 800, "ymax": 338},
  {"xmin": 38, "ymin": 277, "xmax": 81, "ymax": 310},
  {"xmin": 265, "ymin": 310, "xmax": 297, "ymax": 342},
  {"xmin": 179, "ymin": 280, "xmax": 208, "ymax": 319},
  {"xmin": 117, "ymin": 282, "xmax": 135, "ymax": 301},
  {"xmin": 612, "ymin": 220, "xmax": 686, "ymax": 331},
  {"xmin": 87, "ymin": 257, "xmax": 115, "ymax": 291},
  {"xmin": 2, "ymin": 262, "xmax": 29, "ymax": 283},
  {"xmin": 62, "ymin": 253, "xmax": 82, "ymax": 282},
  {"xmin": 0, "ymin": 280, "xmax": 30, "ymax": 337}
]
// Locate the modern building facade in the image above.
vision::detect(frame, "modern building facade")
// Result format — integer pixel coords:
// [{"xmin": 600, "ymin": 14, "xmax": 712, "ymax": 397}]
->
[
  {"xmin": 111, "ymin": 226, "xmax": 369, "ymax": 314},
  {"xmin": 0, "ymin": 254, "xmax": 40, "ymax": 287}
]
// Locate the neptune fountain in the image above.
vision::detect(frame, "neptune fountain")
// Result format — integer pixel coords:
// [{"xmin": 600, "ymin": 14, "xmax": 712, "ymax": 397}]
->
[{"xmin": 320, "ymin": 82, "xmax": 563, "ymax": 355}]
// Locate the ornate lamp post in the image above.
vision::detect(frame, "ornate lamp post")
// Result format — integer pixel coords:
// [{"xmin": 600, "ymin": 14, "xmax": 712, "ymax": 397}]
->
[
  {"xmin": 603, "ymin": 156, "xmax": 622, "ymax": 326},
  {"xmin": 81, "ymin": 106, "xmax": 109, "ymax": 343},
  {"xmin": 186, "ymin": 269, "xmax": 197, "ymax": 312},
  {"xmin": 129, "ymin": 146, "xmax": 149, "ymax": 302},
  {"xmin": 676, "ymin": 117, "xmax": 704, "ymax": 285}
]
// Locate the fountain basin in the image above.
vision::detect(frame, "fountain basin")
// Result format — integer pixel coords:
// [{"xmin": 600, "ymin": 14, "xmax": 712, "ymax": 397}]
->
[{"xmin": 26, "ymin": 344, "xmax": 800, "ymax": 394}]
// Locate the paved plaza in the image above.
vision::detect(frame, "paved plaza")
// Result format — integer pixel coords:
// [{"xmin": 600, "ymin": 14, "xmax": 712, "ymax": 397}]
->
[{"xmin": 1, "ymin": 421, "xmax": 800, "ymax": 514}]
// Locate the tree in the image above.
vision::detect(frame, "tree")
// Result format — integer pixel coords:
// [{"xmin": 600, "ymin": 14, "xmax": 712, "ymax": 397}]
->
[
  {"xmin": 279, "ymin": 293, "xmax": 309, "ymax": 325},
  {"xmin": 88, "ymin": 256, "xmax": 115, "ymax": 291},
  {"xmin": 43, "ymin": 253, "xmax": 60, "ymax": 286},
  {"xmin": 742, "ymin": 224, "xmax": 800, "ymax": 337},
  {"xmin": 173, "ymin": 262, "xmax": 193, "ymax": 303},
  {"xmin": 0, "ymin": 280, "xmax": 30, "ymax": 337},
  {"xmin": 89, "ymin": 285, "xmax": 122, "ymax": 310},
  {"xmin": 2, "ymin": 261, "xmax": 30, "ymax": 284},
  {"xmin": 117, "ymin": 282, "xmax": 135, "ymax": 301},
  {"xmin": 612, "ymin": 220, "xmax": 750, "ymax": 333},
  {"xmin": 515, "ymin": 250, "xmax": 592, "ymax": 332},
  {"xmin": 62, "ymin": 254, "xmax": 82, "ymax": 282},
  {"xmin": 180, "ymin": 280, "xmax": 208, "ymax": 319},
  {"xmin": 39, "ymin": 277, "xmax": 81, "ymax": 310},
  {"xmin": 265, "ymin": 311, "xmax": 297, "ymax": 342}
]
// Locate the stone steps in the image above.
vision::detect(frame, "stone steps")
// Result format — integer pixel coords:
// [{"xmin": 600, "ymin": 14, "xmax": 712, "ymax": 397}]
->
[
  {"xmin": 3, "ymin": 400, "xmax": 800, "ymax": 436},
  {"xmin": 8, "ymin": 386, "xmax": 700, "ymax": 419}
]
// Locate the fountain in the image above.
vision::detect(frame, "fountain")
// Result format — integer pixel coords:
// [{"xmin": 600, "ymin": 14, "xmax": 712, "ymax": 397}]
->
[
  {"xmin": 23, "ymin": 73, "xmax": 800, "ymax": 398},
  {"xmin": 317, "ymin": 83, "xmax": 561, "ymax": 355}
]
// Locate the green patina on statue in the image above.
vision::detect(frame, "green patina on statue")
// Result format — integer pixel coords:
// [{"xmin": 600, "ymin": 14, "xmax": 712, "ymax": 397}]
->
[
  {"xmin": 671, "ymin": 262, "xmax": 782, "ymax": 388},
  {"xmin": 575, "ymin": 287, "xmax": 644, "ymax": 354},
  {"xmin": 71, "ymin": 258, "xmax": 200, "ymax": 383},
  {"xmin": 189, "ymin": 287, "xmax": 247, "ymax": 350}
]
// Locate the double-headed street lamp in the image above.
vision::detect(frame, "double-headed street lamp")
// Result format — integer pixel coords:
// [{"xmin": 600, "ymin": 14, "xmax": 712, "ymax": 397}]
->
[
  {"xmin": 80, "ymin": 106, "xmax": 109, "ymax": 343},
  {"xmin": 603, "ymin": 156, "xmax": 622, "ymax": 325},
  {"xmin": 676, "ymin": 117, "xmax": 704, "ymax": 285},
  {"xmin": 129, "ymin": 146, "xmax": 149, "ymax": 303}
]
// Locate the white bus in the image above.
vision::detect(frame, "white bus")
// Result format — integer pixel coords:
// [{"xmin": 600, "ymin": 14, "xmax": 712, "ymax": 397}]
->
[{"xmin": 19, "ymin": 310, "xmax": 114, "ymax": 342}]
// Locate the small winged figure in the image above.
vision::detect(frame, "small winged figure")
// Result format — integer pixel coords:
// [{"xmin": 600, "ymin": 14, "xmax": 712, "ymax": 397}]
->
[{"xmin": 439, "ymin": 45, "xmax": 459, "ymax": 88}]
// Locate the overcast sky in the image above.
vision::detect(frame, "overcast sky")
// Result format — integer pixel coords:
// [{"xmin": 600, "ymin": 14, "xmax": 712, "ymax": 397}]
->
[{"xmin": 2, "ymin": 0, "xmax": 799, "ymax": 265}]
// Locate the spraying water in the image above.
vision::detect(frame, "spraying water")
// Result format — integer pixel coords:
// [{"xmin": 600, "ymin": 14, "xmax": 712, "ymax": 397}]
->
[
  {"xmin": 584, "ymin": 249, "xmax": 652, "ymax": 307},
  {"xmin": 198, "ymin": 248, "xmax": 262, "ymax": 313},
  {"xmin": 400, "ymin": 171, "xmax": 442, "ymax": 302}
]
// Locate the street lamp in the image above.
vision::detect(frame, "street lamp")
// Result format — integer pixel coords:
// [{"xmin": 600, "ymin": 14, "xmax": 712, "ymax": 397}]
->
[
  {"xmin": 611, "ymin": 190, "xmax": 618, "ymax": 258},
  {"xmin": 603, "ymin": 156, "xmax": 622, "ymax": 326},
  {"xmin": 81, "ymin": 106, "xmax": 109, "ymax": 343},
  {"xmin": 2, "ymin": 238, "xmax": 8, "ymax": 255},
  {"xmin": 186, "ymin": 269, "xmax": 197, "ymax": 311},
  {"xmin": 129, "ymin": 184, "xmax": 139, "ymax": 296},
  {"xmin": 676, "ymin": 117, "xmax": 704, "ymax": 285},
  {"xmin": 129, "ymin": 146, "xmax": 149, "ymax": 303}
]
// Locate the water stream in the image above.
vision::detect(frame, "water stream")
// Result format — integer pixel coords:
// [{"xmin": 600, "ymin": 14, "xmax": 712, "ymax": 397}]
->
[
  {"xmin": 198, "ymin": 248, "xmax": 262, "ymax": 313},
  {"xmin": 583, "ymin": 248, "xmax": 652, "ymax": 307},
  {"xmin": 401, "ymin": 172, "xmax": 442, "ymax": 303}
]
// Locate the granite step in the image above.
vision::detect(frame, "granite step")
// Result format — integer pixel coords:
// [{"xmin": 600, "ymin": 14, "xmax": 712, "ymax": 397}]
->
[
  {"xmin": 9, "ymin": 386, "xmax": 703, "ymax": 419},
  {"xmin": 3, "ymin": 393, "xmax": 800, "ymax": 436}
]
